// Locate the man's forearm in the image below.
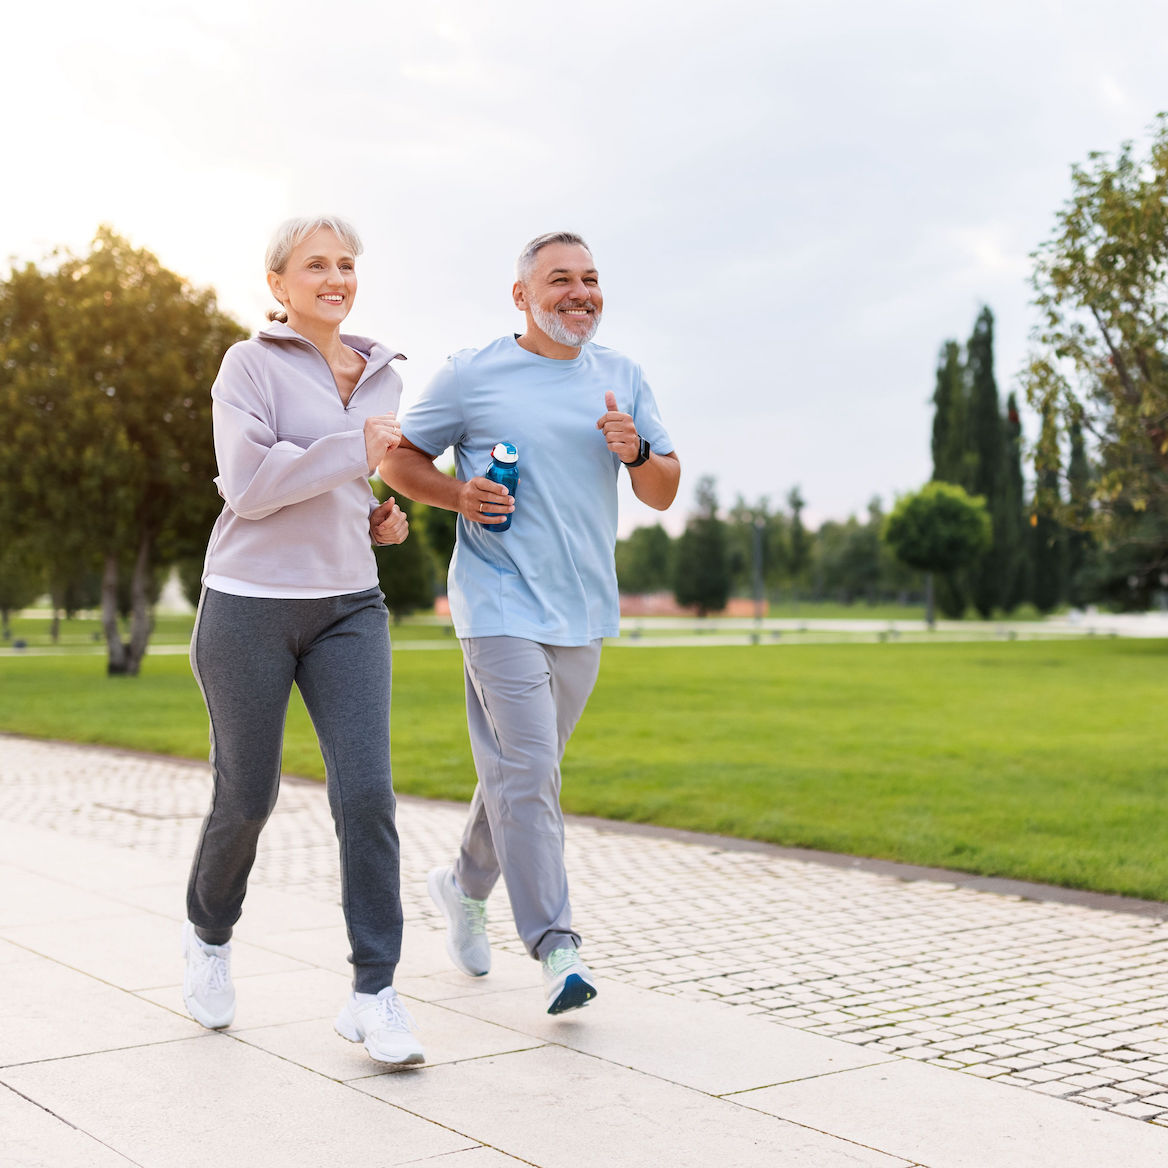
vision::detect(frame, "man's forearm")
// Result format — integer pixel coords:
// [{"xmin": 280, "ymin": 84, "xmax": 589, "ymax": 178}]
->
[
  {"xmin": 629, "ymin": 451, "xmax": 681, "ymax": 510},
  {"xmin": 379, "ymin": 445, "xmax": 463, "ymax": 512}
]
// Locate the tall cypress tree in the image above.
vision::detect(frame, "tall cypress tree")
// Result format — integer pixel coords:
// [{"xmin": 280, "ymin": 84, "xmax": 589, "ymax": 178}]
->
[
  {"xmin": 999, "ymin": 392, "xmax": 1029, "ymax": 611},
  {"xmin": 931, "ymin": 340, "xmax": 969, "ymax": 486},
  {"xmin": 1031, "ymin": 405, "xmax": 1067, "ymax": 613},
  {"xmin": 1066, "ymin": 418, "xmax": 1092, "ymax": 607},
  {"xmin": 966, "ymin": 306, "xmax": 1006, "ymax": 617},
  {"xmin": 930, "ymin": 340, "xmax": 971, "ymax": 617}
]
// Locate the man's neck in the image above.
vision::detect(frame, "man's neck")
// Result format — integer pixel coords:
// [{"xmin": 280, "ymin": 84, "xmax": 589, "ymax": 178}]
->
[{"xmin": 515, "ymin": 329, "xmax": 581, "ymax": 361}]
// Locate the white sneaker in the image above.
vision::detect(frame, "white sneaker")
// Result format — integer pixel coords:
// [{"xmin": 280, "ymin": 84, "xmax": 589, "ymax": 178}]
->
[
  {"xmin": 542, "ymin": 947, "xmax": 597, "ymax": 1015},
  {"xmin": 427, "ymin": 866, "xmax": 490, "ymax": 977},
  {"xmin": 182, "ymin": 920, "xmax": 235, "ymax": 1029},
  {"xmin": 335, "ymin": 986, "xmax": 425, "ymax": 1067}
]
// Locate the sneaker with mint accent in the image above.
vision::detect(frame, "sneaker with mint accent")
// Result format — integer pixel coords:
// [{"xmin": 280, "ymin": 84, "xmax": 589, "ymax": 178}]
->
[
  {"xmin": 182, "ymin": 920, "xmax": 235, "ymax": 1029},
  {"xmin": 334, "ymin": 986, "xmax": 425, "ymax": 1067},
  {"xmin": 542, "ymin": 947, "xmax": 597, "ymax": 1015},
  {"xmin": 427, "ymin": 866, "xmax": 490, "ymax": 977}
]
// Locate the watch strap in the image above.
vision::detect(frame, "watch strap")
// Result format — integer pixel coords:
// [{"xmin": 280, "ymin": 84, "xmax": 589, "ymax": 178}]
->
[{"xmin": 622, "ymin": 436, "xmax": 650, "ymax": 468}]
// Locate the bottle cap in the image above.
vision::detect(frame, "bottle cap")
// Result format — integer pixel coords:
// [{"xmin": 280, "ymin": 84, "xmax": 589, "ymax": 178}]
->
[{"xmin": 491, "ymin": 442, "xmax": 518, "ymax": 464}]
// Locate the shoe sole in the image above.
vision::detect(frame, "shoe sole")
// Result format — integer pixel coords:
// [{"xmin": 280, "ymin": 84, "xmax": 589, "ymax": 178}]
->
[
  {"xmin": 334, "ymin": 1013, "xmax": 425, "ymax": 1068},
  {"xmin": 547, "ymin": 973, "xmax": 597, "ymax": 1015},
  {"xmin": 427, "ymin": 868, "xmax": 490, "ymax": 978}
]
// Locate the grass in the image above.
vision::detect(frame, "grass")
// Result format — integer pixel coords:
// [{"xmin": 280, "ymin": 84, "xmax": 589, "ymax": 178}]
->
[
  {"xmin": 3, "ymin": 598, "xmax": 1058, "ymax": 652},
  {"xmin": 1, "ymin": 637, "xmax": 1164, "ymax": 900},
  {"xmin": 1, "ymin": 612, "xmax": 456, "ymax": 650}
]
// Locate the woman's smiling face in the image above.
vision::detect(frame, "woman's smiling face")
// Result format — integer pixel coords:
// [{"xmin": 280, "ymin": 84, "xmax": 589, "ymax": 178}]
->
[{"xmin": 267, "ymin": 227, "xmax": 357, "ymax": 330}]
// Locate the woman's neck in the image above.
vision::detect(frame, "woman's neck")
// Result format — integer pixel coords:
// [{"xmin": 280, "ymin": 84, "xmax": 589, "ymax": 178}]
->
[{"xmin": 285, "ymin": 315, "xmax": 347, "ymax": 361}]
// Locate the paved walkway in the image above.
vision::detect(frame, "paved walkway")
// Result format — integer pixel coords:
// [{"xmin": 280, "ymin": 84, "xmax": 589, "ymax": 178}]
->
[{"xmin": 2, "ymin": 735, "xmax": 1168, "ymax": 1167}]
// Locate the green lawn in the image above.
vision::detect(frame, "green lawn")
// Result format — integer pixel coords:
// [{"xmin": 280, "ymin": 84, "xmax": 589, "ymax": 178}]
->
[
  {"xmin": 3, "ymin": 599, "xmax": 1055, "ymax": 651},
  {"xmin": 1, "ymin": 612, "xmax": 456, "ymax": 650},
  {"xmin": 1, "ymin": 638, "xmax": 1163, "ymax": 899}
]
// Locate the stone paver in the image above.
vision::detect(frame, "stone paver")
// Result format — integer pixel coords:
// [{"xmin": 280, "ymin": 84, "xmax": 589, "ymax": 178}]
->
[{"xmin": 3, "ymin": 732, "xmax": 1168, "ymax": 1134}]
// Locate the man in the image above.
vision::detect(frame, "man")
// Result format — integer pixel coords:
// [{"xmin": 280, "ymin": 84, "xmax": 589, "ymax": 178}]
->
[{"xmin": 380, "ymin": 231, "xmax": 679, "ymax": 1014}]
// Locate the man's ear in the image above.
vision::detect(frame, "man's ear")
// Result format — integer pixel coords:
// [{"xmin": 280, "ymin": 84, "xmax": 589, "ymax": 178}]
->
[{"xmin": 512, "ymin": 280, "xmax": 527, "ymax": 310}]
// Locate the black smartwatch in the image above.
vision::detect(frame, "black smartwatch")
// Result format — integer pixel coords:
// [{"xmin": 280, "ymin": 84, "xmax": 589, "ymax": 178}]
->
[{"xmin": 622, "ymin": 436, "xmax": 651, "ymax": 468}]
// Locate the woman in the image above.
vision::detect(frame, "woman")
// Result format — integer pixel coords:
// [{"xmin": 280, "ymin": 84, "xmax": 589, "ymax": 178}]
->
[{"xmin": 182, "ymin": 215, "xmax": 423, "ymax": 1067}]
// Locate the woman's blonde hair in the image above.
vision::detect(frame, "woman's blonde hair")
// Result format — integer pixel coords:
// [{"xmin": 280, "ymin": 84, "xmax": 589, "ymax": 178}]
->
[{"xmin": 265, "ymin": 215, "xmax": 363, "ymax": 322}]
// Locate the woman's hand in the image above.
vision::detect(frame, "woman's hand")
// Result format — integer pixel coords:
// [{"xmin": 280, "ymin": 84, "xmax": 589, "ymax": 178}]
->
[
  {"xmin": 364, "ymin": 413, "xmax": 402, "ymax": 473},
  {"xmin": 370, "ymin": 497, "xmax": 409, "ymax": 545}
]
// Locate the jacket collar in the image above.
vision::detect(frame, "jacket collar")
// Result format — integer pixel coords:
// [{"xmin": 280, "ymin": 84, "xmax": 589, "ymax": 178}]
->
[{"xmin": 256, "ymin": 321, "xmax": 406, "ymax": 371}]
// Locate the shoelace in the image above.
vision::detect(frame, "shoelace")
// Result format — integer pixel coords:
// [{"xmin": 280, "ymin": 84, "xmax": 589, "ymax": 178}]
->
[
  {"xmin": 197, "ymin": 950, "xmax": 230, "ymax": 993},
  {"xmin": 544, "ymin": 948, "xmax": 581, "ymax": 976},
  {"xmin": 374, "ymin": 992, "xmax": 418, "ymax": 1032},
  {"xmin": 459, "ymin": 894, "xmax": 487, "ymax": 935}
]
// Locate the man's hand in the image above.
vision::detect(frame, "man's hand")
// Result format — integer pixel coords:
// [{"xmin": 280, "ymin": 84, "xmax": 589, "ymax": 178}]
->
[
  {"xmin": 457, "ymin": 476, "xmax": 514, "ymax": 525},
  {"xmin": 596, "ymin": 391, "xmax": 639, "ymax": 463},
  {"xmin": 370, "ymin": 497, "xmax": 409, "ymax": 545},
  {"xmin": 364, "ymin": 413, "xmax": 402, "ymax": 473}
]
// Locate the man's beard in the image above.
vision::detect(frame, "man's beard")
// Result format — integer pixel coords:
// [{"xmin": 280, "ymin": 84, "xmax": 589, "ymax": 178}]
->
[{"xmin": 530, "ymin": 301, "xmax": 602, "ymax": 347}]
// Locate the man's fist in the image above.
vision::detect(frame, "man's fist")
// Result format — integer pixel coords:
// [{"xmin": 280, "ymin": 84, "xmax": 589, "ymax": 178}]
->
[{"xmin": 596, "ymin": 391, "xmax": 639, "ymax": 463}]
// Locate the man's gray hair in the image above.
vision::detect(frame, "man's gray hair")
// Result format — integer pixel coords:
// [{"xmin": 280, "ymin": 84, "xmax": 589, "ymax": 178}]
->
[
  {"xmin": 265, "ymin": 215, "xmax": 363, "ymax": 275},
  {"xmin": 515, "ymin": 231, "xmax": 592, "ymax": 283}
]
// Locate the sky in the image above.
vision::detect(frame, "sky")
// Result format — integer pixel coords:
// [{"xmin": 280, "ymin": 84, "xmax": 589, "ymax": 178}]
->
[{"xmin": 4, "ymin": 0, "xmax": 1167, "ymax": 533}]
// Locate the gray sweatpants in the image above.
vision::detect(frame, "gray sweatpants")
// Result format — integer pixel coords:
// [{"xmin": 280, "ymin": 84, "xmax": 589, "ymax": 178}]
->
[
  {"xmin": 187, "ymin": 586, "xmax": 401, "ymax": 993},
  {"xmin": 454, "ymin": 635, "xmax": 603, "ymax": 961}
]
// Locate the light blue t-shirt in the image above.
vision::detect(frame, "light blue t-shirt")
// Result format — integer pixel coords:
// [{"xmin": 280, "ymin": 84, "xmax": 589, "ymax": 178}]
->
[{"xmin": 402, "ymin": 335, "xmax": 674, "ymax": 646}]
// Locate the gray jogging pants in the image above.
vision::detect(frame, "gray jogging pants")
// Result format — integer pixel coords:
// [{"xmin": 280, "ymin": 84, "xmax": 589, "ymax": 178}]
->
[
  {"xmin": 187, "ymin": 586, "xmax": 401, "ymax": 993},
  {"xmin": 454, "ymin": 635, "xmax": 602, "ymax": 960}
]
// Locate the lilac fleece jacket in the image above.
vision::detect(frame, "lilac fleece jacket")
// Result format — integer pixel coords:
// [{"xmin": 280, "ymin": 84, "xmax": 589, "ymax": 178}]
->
[{"xmin": 201, "ymin": 322, "xmax": 405, "ymax": 596}]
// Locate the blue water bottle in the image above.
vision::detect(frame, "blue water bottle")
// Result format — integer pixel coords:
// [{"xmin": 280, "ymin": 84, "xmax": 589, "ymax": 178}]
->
[{"xmin": 483, "ymin": 442, "xmax": 519, "ymax": 533}]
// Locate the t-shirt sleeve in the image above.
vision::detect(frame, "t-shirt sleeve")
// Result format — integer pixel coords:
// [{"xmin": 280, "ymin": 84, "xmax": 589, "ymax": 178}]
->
[
  {"xmin": 631, "ymin": 368, "xmax": 674, "ymax": 456},
  {"xmin": 400, "ymin": 357, "xmax": 466, "ymax": 458}
]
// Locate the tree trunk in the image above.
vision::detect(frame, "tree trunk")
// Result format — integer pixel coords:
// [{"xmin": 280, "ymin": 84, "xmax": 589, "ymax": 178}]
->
[
  {"xmin": 925, "ymin": 571, "xmax": 936, "ymax": 630},
  {"xmin": 125, "ymin": 531, "xmax": 153, "ymax": 677},
  {"xmin": 48, "ymin": 585, "xmax": 63, "ymax": 644},
  {"xmin": 101, "ymin": 553, "xmax": 128, "ymax": 674}
]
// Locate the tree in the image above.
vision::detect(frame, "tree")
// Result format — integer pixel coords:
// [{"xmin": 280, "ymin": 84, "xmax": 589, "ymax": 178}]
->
[
  {"xmin": 786, "ymin": 486, "xmax": 810, "ymax": 595},
  {"xmin": 999, "ymin": 392, "xmax": 1029, "ymax": 611},
  {"xmin": 1031, "ymin": 406, "xmax": 1067, "ymax": 614},
  {"xmin": 421, "ymin": 468, "xmax": 460, "ymax": 592},
  {"xmin": 616, "ymin": 523, "xmax": 674, "ymax": 594},
  {"xmin": 966, "ymin": 307, "xmax": 1008, "ymax": 618},
  {"xmin": 931, "ymin": 340, "xmax": 971, "ymax": 488},
  {"xmin": 724, "ymin": 496, "xmax": 771, "ymax": 599},
  {"xmin": 0, "ymin": 537, "xmax": 42, "ymax": 639},
  {"xmin": 370, "ymin": 479, "xmax": 435, "ymax": 622},
  {"xmin": 673, "ymin": 476, "xmax": 730, "ymax": 616},
  {"xmin": 929, "ymin": 338, "xmax": 973, "ymax": 619},
  {"xmin": 1024, "ymin": 117, "xmax": 1168, "ymax": 586},
  {"xmin": 883, "ymin": 482, "xmax": 992, "ymax": 627},
  {"xmin": 1065, "ymin": 417, "xmax": 1093, "ymax": 607},
  {"xmin": 0, "ymin": 227, "xmax": 247, "ymax": 674},
  {"xmin": 813, "ymin": 499, "xmax": 892, "ymax": 605}
]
